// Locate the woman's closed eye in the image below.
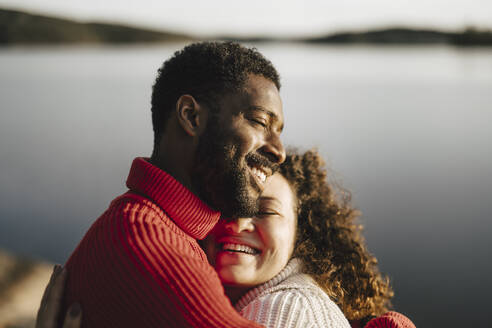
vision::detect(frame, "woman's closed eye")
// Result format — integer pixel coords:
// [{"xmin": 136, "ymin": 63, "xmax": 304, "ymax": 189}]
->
[{"xmin": 256, "ymin": 209, "xmax": 281, "ymax": 218}]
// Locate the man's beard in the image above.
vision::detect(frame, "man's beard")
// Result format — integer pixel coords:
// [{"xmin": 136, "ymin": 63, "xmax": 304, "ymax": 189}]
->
[{"xmin": 191, "ymin": 121, "xmax": 259, "ymax": 218}]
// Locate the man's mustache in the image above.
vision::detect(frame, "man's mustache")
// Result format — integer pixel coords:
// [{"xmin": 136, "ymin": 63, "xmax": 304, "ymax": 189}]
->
[{"xmin": 245, "ymin": 153, "xmax": 280, "ymax": 175}]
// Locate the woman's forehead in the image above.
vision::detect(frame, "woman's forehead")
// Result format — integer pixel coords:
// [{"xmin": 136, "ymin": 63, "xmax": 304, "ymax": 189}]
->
[{"xmin": 261, "ymin": 173, "xmax": 294, "ymax": 206}]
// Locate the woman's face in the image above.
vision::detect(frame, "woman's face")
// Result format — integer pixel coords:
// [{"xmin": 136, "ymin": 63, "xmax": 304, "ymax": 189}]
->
[{"xmin": 203, "ymin": 173, "xmax": 297, "ymax": 289}]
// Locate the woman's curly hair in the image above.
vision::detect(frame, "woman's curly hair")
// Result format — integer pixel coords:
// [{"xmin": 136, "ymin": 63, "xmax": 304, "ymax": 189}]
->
[{"xmin": 279, "ymin": 149, "xmax": 394, "ymax": 321}]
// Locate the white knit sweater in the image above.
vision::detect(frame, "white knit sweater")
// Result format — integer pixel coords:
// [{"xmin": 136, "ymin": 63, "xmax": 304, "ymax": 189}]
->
[{"xmin": 235, "ymin": 259, "xmax": 351, "ymax": 328}]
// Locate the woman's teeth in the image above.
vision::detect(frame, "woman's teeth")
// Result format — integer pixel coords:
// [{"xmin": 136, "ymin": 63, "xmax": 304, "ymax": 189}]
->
[
  {"xmin": 251, "ymin": 167, "xmax": 266, "ymax": 183},
  {"xmin": 221, "ymin": 243, "xmax": 258, "ymax": 255}
]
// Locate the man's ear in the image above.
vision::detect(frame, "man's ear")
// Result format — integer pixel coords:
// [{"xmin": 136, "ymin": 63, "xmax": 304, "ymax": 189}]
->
[{"xmin": 175, "ymin": 95, "xmax": 208, "ymax": 136}]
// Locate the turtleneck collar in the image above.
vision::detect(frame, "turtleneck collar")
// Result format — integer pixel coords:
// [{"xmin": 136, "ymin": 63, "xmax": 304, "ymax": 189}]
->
[
  {"xmin": 234, "ymin": 258, "xmax": 303, "ymax": 312},
  {"xmin": 126, "ymin": 157, "xmax": 221, "ymax": 240}
]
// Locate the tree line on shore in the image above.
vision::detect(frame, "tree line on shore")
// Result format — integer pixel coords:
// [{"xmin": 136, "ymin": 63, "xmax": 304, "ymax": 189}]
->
[{"xmin": 1, "ymin": 8, "xmax": 492, "ymax": 46}]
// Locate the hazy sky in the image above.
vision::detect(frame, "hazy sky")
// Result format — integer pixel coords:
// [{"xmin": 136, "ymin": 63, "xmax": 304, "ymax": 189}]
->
[{"xmin": 1, "ymin": 0, "xmax": 491, "ymax": 37}]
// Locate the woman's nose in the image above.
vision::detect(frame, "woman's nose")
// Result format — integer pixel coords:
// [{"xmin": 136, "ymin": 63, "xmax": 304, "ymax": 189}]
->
[{"xmin": 224, "ymin": 217, "xmax": 255, "ymax": 234}]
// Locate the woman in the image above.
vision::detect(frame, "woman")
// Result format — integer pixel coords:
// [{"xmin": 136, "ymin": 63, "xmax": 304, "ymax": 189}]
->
[{"xmin": 202, "ymin": 149, "xmax": 395, "ymax": 327}]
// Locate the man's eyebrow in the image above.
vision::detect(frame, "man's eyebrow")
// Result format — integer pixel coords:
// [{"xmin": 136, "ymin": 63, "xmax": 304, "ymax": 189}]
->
[
  {"xmin": 248, "ymin": 106, "xmax": 284, "ymax": 131},
  {"xmin": 248, "ymin": 106, "xmax": 278, "ymax": 120},
  {"xmin": 259, "ymin": 196, "xmax": 282, "ymax": 205}
]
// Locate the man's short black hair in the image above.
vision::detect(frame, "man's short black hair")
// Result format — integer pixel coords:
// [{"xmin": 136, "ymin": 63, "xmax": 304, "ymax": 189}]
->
[{"xmin": 151, "ymin": 41, "xmax": 281, "ymax": 153}]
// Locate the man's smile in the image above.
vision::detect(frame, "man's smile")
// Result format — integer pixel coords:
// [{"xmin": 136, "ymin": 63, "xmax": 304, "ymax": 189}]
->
[{"xmin": 245, "ymin": 154, "xmax": 275, "ymax": 192}]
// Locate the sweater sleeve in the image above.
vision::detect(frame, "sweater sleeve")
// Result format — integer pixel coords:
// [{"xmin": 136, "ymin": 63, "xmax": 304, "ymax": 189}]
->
[
  {"xmin": 364, "ymin": 312, "xmax": 416, "ymax": 328},
  {"xmin": 239, "ymin": 290, "xmax": 350, "ymax": 328},
  {"xmin": 65, "ymin": 198, "xmax": 262, "ymax": 328}
]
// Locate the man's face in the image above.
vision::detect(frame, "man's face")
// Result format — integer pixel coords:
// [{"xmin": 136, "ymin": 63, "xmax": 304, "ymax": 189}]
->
[{"xmin": 192, "ymin": 74, "xmax": 286, "ymax": 218}]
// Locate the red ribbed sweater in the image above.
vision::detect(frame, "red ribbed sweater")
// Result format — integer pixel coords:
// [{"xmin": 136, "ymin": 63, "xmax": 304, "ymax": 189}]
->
[{"xmin": 64, "ymin": 158, "xmax": 262, "ymax": 328}]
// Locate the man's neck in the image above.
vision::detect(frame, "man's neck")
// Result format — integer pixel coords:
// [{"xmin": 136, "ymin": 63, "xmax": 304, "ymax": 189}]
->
[{"xmin": 149, "ymin": 155, "xmax": 196, "ymax": 194}]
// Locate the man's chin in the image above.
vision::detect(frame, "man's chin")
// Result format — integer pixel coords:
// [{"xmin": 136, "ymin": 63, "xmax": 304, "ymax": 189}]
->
[
  {"xmin": 195, "ymin": 164, "xmax": 260, "ymax": 217},
  {"xmin": 218, "ymin": 193, "xmax": 258, "ymax": 218},
  {"xmin": 221, "ymin": 203, "xmax": 258, "ymax": 219}
]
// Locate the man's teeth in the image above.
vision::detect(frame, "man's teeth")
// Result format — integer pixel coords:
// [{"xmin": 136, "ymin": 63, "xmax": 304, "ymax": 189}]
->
[
  {"xmin": 222, "ymin": 243, "xmax": 258, "ymax": 255},
  {"xmin": 251, "ymin": 167, "xmax": 266, "ymax": 183}
]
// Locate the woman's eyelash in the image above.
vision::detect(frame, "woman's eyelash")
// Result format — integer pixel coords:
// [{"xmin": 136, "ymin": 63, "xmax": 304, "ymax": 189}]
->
[{"xmin": 257, "ymin": 211, "xmax": 278, "ymax": 216}]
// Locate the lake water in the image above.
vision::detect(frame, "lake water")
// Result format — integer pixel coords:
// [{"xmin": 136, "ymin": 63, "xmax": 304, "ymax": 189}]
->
[{"xmin": 1, "ymin": 43, "xmax": 491, "ymax": 327}]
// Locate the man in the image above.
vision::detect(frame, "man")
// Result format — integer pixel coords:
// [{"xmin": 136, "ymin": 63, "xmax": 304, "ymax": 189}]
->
[{"xmin": 62, "ymin": 42, "xmax": 286, "ymax": 327}]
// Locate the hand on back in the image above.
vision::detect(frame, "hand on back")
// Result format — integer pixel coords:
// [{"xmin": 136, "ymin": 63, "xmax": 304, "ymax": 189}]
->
[{"xmin": 36, "ymin": 265, "xmax": 82, "ymax": 328}]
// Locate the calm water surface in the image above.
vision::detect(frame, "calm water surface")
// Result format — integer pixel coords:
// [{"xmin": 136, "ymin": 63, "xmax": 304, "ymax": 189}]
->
[{"xmin": 1, "ymin": 43, "xmax": 491, "ymax": 327}]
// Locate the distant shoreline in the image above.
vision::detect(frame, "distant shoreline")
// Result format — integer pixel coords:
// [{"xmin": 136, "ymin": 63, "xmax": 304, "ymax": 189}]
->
[
  {"xmin": 0, "ymin": 8, "xmax": 194, "ymax": 45},
  {"xmin": 1, "ymin": 7, "xmax": 492, "ymax": 46}
]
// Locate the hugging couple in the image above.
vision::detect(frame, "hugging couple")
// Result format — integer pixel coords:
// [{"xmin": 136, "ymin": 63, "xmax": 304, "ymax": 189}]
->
[{"xmin": 37, "ymin": 42, "xmax": 415, "ymax": 328}]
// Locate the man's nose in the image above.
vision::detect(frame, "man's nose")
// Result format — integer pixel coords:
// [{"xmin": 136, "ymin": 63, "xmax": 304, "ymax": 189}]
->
[
  {"xmin": 224, "ymin": 217, "xmax": 255, "ymax": 234},
  {"xmin": 262, "ymin": 131, "xmax": 286, "ymax": 164}
]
